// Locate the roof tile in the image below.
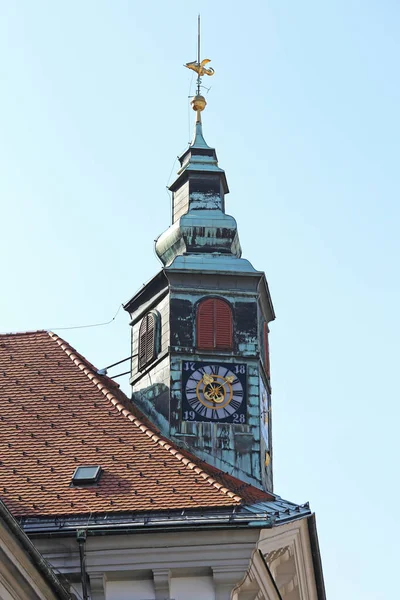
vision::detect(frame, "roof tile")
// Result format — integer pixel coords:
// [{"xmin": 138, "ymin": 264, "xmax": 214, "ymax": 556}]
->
[{"xmin": 0, "ymin": 331, "xmax": 273, "ymax": 518}]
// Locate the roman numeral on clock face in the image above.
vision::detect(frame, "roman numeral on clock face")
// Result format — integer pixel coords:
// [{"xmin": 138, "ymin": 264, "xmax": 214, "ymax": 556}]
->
[
  {"xmin": 197, "ymin": 404, "xmax": 208, "ymax": 417},
  {"xmin": 186, "ymin": 386, "xmax": 198, "ymax": 394},
  {"xmin": 230, "ymin": 399, "xmax": 242, "ymax": 411},
  {"xmin": 188, "ymin": 399, "xmax": 202, "ymax": 412},
  {"xmin": 191, "ymin": 372, "xmax": 203, "ymax": 381},
  {"xmin": 221, "ymin": 407, "xmax": 233, "ymax": 418}
]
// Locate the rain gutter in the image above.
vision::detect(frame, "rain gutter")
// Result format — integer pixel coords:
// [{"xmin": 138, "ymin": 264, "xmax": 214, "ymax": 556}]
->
[
  {"xmin": 22, "ymin": 505, "xmax": 311, "ymax": 537},
  {"xmin": 29, "ymin": 520, "xmax": 275, "ymax": 539}
]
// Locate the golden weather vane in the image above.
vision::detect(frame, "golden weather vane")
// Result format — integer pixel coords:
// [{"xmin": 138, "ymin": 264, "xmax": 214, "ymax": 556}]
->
[
  {"xmin": 185, "ymin": 58, "xmax": 214, "ymax": 79},
  {"xmin": 184, "ymin": 15, "xmax": 214, "ymax": 118}
]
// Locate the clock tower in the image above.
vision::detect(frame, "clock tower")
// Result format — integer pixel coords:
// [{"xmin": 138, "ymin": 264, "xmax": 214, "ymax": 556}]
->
[{"xmin": 124, "ymin": 62, "xmax": 275, "ymax": 491}]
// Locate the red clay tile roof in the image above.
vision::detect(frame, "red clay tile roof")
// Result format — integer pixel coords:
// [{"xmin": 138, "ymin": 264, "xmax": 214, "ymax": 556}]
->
[{"xmin": 0, "ymin": 331, "xmax": 272, "ymax": 518}]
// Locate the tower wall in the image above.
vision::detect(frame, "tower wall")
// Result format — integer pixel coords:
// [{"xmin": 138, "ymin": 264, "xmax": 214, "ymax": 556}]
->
[
  {"xmin": 129, "ymin": 281, "xmax": 171, "ymax": 432},
  {"xmin": 126, "ymin": 268, "xmax": 273, "ymax": 491},
  {"xmin": 172, "ymin": 181, "xmax": 189, "ymax": 223},
  {"xmin": 167, "ymin": 270, "xmax": 272, "ymax": 490}
]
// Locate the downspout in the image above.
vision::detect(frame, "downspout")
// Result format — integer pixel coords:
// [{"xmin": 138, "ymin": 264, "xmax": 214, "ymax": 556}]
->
[{"xmin": 76, "ymin": 529, "xmax": 89, "ymax": 600}]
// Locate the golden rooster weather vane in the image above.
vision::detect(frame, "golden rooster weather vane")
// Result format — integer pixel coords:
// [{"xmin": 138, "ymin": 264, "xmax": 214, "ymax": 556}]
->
[
  {"xmin": 185, "ymin": 58, "xmax": 215, "ymax": 79},
  {"xmin": 184, "ymin": 15, "xmax": 214, "ymax": 119}
]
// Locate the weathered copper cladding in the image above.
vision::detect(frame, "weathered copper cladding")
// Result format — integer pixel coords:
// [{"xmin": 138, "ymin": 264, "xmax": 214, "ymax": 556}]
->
[
  {"xmin": 124, "ymin": 118, "xmax": 275, "ymax": 492},
  {"xmin": 155, "ymin": 121, "xmax": 237, "ymax": 266}
]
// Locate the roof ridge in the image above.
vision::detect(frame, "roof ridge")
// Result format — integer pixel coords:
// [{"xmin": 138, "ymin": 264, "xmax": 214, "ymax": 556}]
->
[
  {"xmin": 0, "ymin": 329, "xmax": 48, "ymax": 337},
  {"xmin": 47, "ymin": 332, "xmax": 243, "ymax": 504}
]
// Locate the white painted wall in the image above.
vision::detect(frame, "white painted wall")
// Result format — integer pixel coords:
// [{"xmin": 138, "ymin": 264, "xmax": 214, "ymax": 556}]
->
[
  {"xmin": 170, "ymin": 576, "xmax": 215, "ymax": 600},
  {"xmin": 105, "ymin": 579, "xmax": 155, "ymax": 600}
]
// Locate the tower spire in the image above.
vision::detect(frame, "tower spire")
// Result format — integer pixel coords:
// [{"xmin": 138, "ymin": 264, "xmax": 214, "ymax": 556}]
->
[
  {"xmin": 197, "ymin": 13, "xmax": 201, "ymax": 97},
  {"xmin": 155, "ymin": 21, "xmax": 243, "ymax": 267},
  {"xmin": 184, "ymin": 15, "xmax": 214, "ymax": 125}
]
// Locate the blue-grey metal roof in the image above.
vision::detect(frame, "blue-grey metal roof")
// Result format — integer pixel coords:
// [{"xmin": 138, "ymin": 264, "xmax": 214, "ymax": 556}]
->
[
  {"xmin": 190, "ymin": 120, "xmax": 212, "ymax": 149},
  {"xmin": 242, "ymin": 495, "xmax": 311, "ymax": 525},
  {"xmin": 167, "ymin": 253, "xmax": 259, "ymax": 274},
  {"xmin": 20, "ymin": 495, "xmax": 311, "ymax": 535}
]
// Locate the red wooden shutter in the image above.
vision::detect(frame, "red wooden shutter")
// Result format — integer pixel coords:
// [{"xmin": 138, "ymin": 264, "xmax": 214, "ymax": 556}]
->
[
  {"xmin": 197, "ymin": 298, "xmax": 233, "ymax": 350},
  {"xmin": 215, "ymin": 300, "xmax": 233, "ymax": 349},
  {"xmin": 138, "ymin": 313, "xmax": 155, "ymax": 370},
  {"xmin": 264, "ymin": 322, "xmax": 270, "ymax": 378},
  {"xmin": 197, "ymin": 299, "xmax": 215, "ymax": 349}
]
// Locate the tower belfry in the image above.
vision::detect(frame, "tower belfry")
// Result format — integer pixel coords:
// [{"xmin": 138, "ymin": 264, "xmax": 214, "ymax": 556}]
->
[{"xmin": 124, "ymin": 31, "xmax": 275, "ymax": 491}]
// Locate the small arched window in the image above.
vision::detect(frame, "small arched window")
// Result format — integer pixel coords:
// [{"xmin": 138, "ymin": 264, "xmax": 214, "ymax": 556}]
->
[
  {"xmin": 138, "ymin": 311, "xmax": 158, "ymax": 371},
  {"xmin": 197, "ymin": 298, "xmax": 233, "ymax": 350},
  {"xmin": 263, "ymin": 322, "xmax": 270, "ymax": 379}
]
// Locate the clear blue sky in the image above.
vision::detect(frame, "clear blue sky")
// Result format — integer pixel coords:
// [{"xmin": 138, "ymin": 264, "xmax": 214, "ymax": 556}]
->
[{"xmin": 1, "ymin": 2, "xmax": 398, "ymax": 597}]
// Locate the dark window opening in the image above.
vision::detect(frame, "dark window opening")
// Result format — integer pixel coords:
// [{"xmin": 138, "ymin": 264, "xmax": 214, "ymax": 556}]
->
[
  {"xmin": 197, "ymin": 298, "xmax": 233, "ymax": 350},
  {"xmin": 138, "ymin": 312, "xmax": 159, "ymax": 371},
  {"xmin": 263, "ymin": 322, "xmax": 270, "ymax": 379}
]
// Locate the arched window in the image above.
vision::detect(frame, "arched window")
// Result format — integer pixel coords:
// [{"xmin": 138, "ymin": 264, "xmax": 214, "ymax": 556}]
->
[
  {"xmin": 138, "ymin": 311, "xmax": 158, "ymax": 371},
  {"xmin": 263, "ymin": 322, "xmax": 270, "ymax": 379},
  {"xmin": 197, "ymin": 298, "xmax": 233, "ymax": 350}
]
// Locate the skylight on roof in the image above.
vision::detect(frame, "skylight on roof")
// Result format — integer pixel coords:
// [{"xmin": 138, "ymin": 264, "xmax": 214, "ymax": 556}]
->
[{"xmin": 71, "ymin": 465, "xmax": 102, "ymax": 486}]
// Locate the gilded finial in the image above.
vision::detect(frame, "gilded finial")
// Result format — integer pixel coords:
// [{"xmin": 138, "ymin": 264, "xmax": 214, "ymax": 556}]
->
[{"xmin": 184, "ymin": 15, "xmax": 214, "ymax": 121}]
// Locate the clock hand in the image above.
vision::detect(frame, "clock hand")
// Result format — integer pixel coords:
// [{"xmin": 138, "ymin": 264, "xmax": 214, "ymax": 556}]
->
[
  {"xmin": 210, "ymin": 384, "xmax": 225, "ymax": 403},
  {"xmin": 212, "ymin": 395, "xmax": 225, "ymax": 404},
  {"xmin": 204, "ymin": 383, "xmax": 225, "ymax": 403}
]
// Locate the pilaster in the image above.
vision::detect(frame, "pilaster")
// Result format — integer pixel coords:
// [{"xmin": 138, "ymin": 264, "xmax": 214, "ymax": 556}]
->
[
  {"xmin": 89, "ymin": 572, "xmax": 106, "ymax": 600},
  {"xmin": 212, "ymin": 565, "xmax": 244, "ymax": 600},
  {"xmin": 153, "ymin": 568, "xmax": 171, "ymax": 599}
]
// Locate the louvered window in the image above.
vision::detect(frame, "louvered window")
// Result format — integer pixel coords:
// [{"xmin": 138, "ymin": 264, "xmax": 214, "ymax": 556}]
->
[
  {"xmin": 263, "ymin": 322, "xmax": 270, "ymax": 379},
  {"xmin": 138, "ymin": 312, "xmax": 157, "ymax": 371},
  {"xmin": 197, "ymin": 298, "xmax": 233, "ymax": 350}
]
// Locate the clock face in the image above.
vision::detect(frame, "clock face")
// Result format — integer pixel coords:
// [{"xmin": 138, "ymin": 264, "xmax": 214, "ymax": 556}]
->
[{"xmin": 182, "ymin": 361, "xmax": 247, "ymax": 423}]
